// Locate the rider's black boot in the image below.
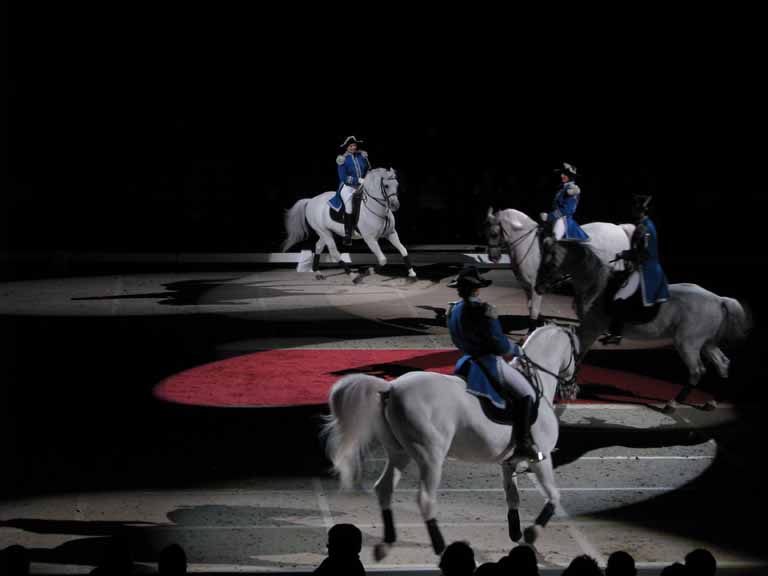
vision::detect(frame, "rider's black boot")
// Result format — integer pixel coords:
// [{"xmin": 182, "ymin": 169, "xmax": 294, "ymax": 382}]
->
[
  {"xmin": 509, "ymin": 397, "xmax": 544, "ymax": 463},
  {"xmin": 343, "ymin": 212, "xmax": 353, "ymax": 246}
]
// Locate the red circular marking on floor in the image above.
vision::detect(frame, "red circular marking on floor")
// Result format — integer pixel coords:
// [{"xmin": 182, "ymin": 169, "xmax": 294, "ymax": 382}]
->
[{"xmin": 154, "ymin": 349, "xmax": 713, "ymax": 408}]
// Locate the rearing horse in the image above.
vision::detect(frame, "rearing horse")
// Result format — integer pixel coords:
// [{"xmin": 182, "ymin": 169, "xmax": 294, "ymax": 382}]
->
[
  {"xmin": 282, "ymin": 168, "xmax": 416, "ymax": 281},
  {"xmin": 535, "ymin": 237, "xmax": 751, "ymax": 412},
  {"xmin": 485, "ymin": 208, "xmax": 635, "ymax": 329}
]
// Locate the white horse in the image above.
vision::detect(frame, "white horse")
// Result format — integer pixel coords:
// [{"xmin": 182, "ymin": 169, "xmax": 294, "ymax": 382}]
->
[
  {"xmin": 485, "ymin": 208, "xmax": 635, "ymax": 328},
  {"xmin": 535, "ymin": 238, "xmax": 752, "ymax": 412},
  {"xmin": 282, "ymin": 168, "xmax": 416, "ymax": 281},
  {"xmin": 322, "ymin": 325, "xmax": 579, "ymax": 559}
]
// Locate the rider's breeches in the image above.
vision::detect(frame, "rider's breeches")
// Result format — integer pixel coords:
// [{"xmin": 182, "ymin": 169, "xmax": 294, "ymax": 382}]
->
[
  {"xmin": 553, "ymin": 217, "xmax": 566, "ymax": 240},
  {"xmin": 340, "ymin": 185, "xmax": 357, "ymax": 214},
  {"xmin": 614, "ymin": 270, "xmax": 640, "ymax": 301},
  {"xmin": 496, "ymin": 359, "xmax": 536, "ymax": 401}
]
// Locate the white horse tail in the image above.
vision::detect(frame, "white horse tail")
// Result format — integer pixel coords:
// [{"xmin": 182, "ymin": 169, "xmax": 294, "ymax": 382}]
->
[
  {"xmin": 281, "ymin": 198, "xmax": 311, "ymax": 252},
  {"xmin": 720, "ymin": 297, "xmax": 752, "ymax": 343},
  {"xmin": 322, "ymin": 374, "xmax": 392, "ymax": 490}
]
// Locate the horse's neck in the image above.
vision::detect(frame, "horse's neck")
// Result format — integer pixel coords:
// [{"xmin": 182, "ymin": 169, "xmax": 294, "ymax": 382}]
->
[
  {"xmin": 565, "ymin": 245, "xmax": 609, "ymax": 305},
  {"xmin": 522, "ymin": 330, "xmax": 568, "ymax": 400},
  {"xmin": 501, "ymin": 211, "xmax": 539, "ymax": 267}
]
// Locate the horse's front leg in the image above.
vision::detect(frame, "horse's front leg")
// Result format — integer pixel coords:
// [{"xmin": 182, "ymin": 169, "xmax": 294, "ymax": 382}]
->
[
  {"xmin": 386, "ymin": 230, "xmax": 416, "ymax": 279},
  {"xmin": 361, "ymin": 235, "xmax": 388, "ymax": 281},
  {"xmin": 529, "ymin": 290, "xmax": 544, "ymax": 333},
  {"xmin": 524, "ymin": 458, "xmax": 560, "ymax": 545},
  {"xmin": 502, "ymin": 460, "xmax": 522, "ymax": 542}
]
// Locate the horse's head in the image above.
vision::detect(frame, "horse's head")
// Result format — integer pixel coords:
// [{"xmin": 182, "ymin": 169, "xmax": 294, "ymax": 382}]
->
[
  {"xmin": 484, "ymin": 208, "xmax": 504, "ymax": 263},
  {"xmin": 534, "ymin": 235, "xmax": 567, "ymax": 294},
  {"xmin": 367, "ymin": 168, "xmax": 400, "ymax": 212}
]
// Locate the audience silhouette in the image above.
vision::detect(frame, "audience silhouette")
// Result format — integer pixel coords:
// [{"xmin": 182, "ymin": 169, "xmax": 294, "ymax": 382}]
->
[
  {"xmin": 439, "ymin": 540, "xmax": 476, "ymax": 576},
  {"xmin": 313, "ymin": 523, "xmax": 365, "ymax": 575}
]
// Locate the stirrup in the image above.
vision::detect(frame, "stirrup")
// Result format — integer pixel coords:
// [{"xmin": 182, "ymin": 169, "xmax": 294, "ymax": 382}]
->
[{"xmin": 599, "ymin": 333, "xmax": 623, "ymax": 345}]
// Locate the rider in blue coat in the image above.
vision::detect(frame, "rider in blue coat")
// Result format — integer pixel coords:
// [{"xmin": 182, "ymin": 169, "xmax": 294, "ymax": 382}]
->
[
  {"xmin": 602, "ymin": 195, "xmax": 670, "ymax": 344},
  {"xmin": 540, "ymin": 163, "xmax": 590, "ymax": 242},
  {"xmin": 336, "ymin": 136, "xmax": 371, "ymax": 245},
  {"xmin": 447, "ymin": 266, "xmax": 544, "ymax": 463}
]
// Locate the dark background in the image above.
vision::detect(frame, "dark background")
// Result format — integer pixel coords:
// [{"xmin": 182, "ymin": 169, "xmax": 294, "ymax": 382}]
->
[
  {"xmin": 4, "ymin": 4, "xmax": 764, "ymax": 499},
  {"xmin": 7, "ymin": 9, "xmax": 761, "ymax": 299}
]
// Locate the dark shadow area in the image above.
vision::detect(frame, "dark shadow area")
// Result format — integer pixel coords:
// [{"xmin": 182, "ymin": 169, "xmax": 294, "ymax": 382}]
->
[
  {"xmin": 0, "ymin": 504, "xmax": 434, "ymax": 571},
  {"xmin": 330, "ymin": 350, "xmax": 460, "ymax": 378}
]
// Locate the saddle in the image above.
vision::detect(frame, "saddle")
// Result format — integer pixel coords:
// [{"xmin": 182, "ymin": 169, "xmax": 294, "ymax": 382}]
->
[
  {"xmin": 455, "ymin": 358, "xmax": 540, "ymax": 425},
  {"xmin": 328, "ymin": 191, "xmax": 363, "ymax": 229}
]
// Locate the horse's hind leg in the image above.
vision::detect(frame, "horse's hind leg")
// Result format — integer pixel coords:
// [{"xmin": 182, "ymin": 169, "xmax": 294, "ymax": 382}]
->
[
  {"xmin": 704, "ymin": 345, "xmax": 730, "ymax": 379},
  {"xmin": 524, "ymin": 458, "xmax": 560, "ymax": 545},
  {"xmin": 312, "ymin": 236, "xmax": 327, "ymax": 279},
  {"xmin": 321, "ymin": 230, "xmax": 357, "ymax": 279},
  {"xmin": 373, "ymin": 452, "xmax": 411, "ymax": 561},
  {"xmin": 502, "ymin": 461, "xmax": 522, "ymax": 542},
  {"xmin": 700, "ymin": 345, "xmax": 730, "ymax": 410},
  {"xmin": 386, "ymin": 231, "xmax": 416, "ymax": 279},
  {"xmin": 411, "ymin": 444, "xmax": 448, "ymax": 555},
  {"xmin": 665, "ymin": 341, "xmax": 707, "ymax": 413}
]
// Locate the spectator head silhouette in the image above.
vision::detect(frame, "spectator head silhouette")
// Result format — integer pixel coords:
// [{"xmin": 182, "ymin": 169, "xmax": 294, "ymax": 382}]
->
[
  {"xmin": 660, "ymin": 562, "xmax": 688, "ymax": 575},
  {"xmin": 606, "ymin": 550, "xmax": 636, "ymax": 576},
  {"xmin": 438, "ymin": 540, "xmax": 476, "ymax": 576},
  {"xmin": 1, "ymin": 545, "xmax": 30, "ymax": 576},
  {"xmin": 685, "ymin": 548, "xmax": 716, "ymax": 576},
  {"xmin": 314, "ymin": 523, "xmax": 365, "ymax": 576},
  {"xmin": 499, "ymin": 544, "xmax": 539, "ymax": 575},
  {"xmin": 327, "ymin": 523, "xmax": 362, "ymax": 557},
  {"xmin": 562, "ymin": 554, "xmax": 603, "ymax": 576},
  {"xmin": 474, "ymin": 562, "xmax": 502, "ymax": 575},
  {"xmin": 158, "ymin": 543, "xmax": 187, "ymax": 575}
]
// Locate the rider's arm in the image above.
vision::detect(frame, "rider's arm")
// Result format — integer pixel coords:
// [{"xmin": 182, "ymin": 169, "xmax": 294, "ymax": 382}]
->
[
  {"xmin": 629, "ymin": 223, "xmax": 651, "ymax": 264},
  {"xmin": 337, "ymin": 155, "xmax": 350, "ymax": 184},
  {"xmin": 485, "ymin": 304, "xmax": 520, "ymax": 357},
  {"xmin": 337, "ymin": 154, "xmax": 356, "ymax": 186},
  {"xmin": 635, "ymin": 231, "xmax": 651, "ymax": 263},
  {"xmin": 565, "ymin": 182, "xmax": 580, "ymax": 196}
]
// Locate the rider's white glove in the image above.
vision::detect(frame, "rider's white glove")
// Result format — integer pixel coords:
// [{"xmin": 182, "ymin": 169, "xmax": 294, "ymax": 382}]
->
[{"xmin": 540, "ymin": 212, "xmax": 548, "ymax": 222}]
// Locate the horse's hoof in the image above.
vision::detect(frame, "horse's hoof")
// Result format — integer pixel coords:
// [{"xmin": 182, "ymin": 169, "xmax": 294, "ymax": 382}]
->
[
  {"xmin": 373, "ymin": 542, "xmax": 391, "ymax": 562},
  {"xmin": 703, "ymin": 400, "xmax": 718, "ymax": 411},
  {"xmin": 663, "ymin": 401, "xmax": 678, "ymax": 414},
  {"xmin": 314, "ymin": 273, "xmax": 325, "ymax": 280},
  {"xmin": 407, "ymin": 269, "xmax": 417, "ymax": 279},
  {"xmin": 367, "ymin": 266, "xmax": 376, "ymax": 275},
  {"xmin": 352, "ymin": 273, "xmax": 364, "ymax": 284},
  {"xmin": 523, "ymin": 524, "xmax": 542, "ymax": 545}
]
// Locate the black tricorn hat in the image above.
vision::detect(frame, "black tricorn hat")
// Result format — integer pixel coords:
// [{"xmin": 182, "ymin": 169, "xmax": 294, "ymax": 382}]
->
[
  {"xmin": 447, "ymin": 265, "xmax": 492, "ymax": 289},
  {"xmin": 554, "ymin": 162, "xmax": 578, "ymax": 177},
  {"xmin": 340, "ymin": 135, "xmax": 363, "ymax": 148},
  {"xmin": 633, "ymin": 194, "xmax": 652, "ymax": 210}
]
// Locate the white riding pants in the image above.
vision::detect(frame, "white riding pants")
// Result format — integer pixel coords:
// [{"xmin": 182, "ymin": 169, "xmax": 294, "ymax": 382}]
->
[
  {"xmin": 614, "ymin": 270, "xmax": 640, "ymax": 301},
  {"xmin": 340, "ymin": 185, "xmax": 357, "ymax": 214},
  {"xmin": 553, "ymin": 217, "xmax": 566, "ymax": 240},
  {"xmin": 496, "ymin": 358, "xmax": 536, "ymax": 401}
]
